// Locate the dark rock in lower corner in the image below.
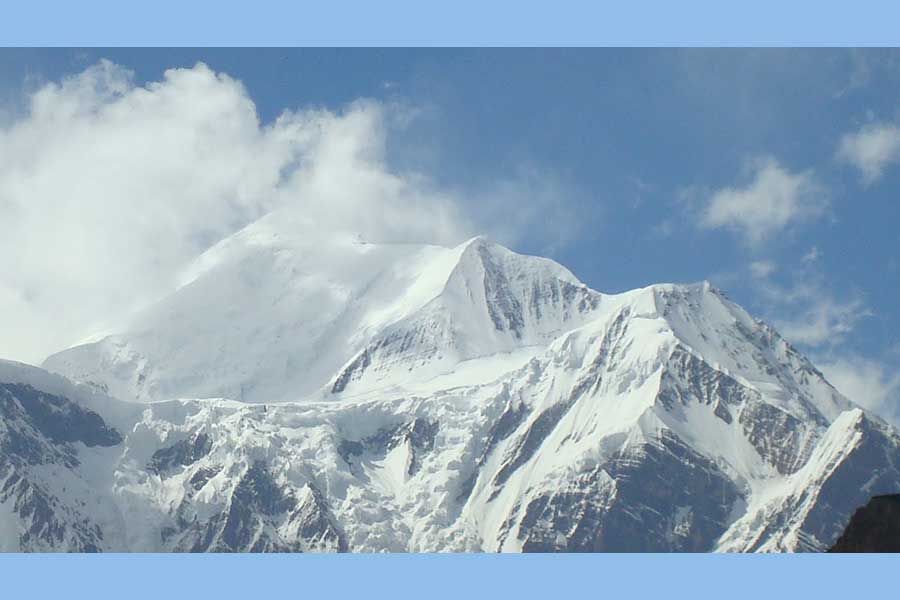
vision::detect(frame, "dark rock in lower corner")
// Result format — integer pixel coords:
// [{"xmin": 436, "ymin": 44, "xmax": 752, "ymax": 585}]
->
[{"xmin": 828, "ymin": 494, "xmax": 900, "ymax": 553}]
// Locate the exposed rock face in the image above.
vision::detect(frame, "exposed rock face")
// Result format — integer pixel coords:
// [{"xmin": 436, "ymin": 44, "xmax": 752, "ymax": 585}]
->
[
  {"xmin": 339, "ymin": 418, "xmax": 439, "ymax": 477},
  {"xmin": 1, "ymin": 383, "xmax": 122, "ymax": 451},
  {"xmin": 515, "ymin": 433, "xmax": 741, "ymax": 552},
  {"xmin": 176, "ymin": 462, "xmax": 345, "ymax": 553},
  {"xmin": 0, "ymin": 382, "xmax": 123, "ymax": 552},
  {"xmin": 829, "ymin": 495, "xmax": 900, "ymax": 553},
  {"xmin": 327, "ymin": 238, "xmax": 603, "ymax": 396},
  {"xmin": 148, "ymin": 433, "xmax": 212, "ymax": 474}
]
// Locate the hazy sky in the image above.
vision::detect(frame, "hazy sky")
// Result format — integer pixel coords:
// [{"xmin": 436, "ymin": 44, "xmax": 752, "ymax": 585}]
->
[{"xmin": 1, "ymin": 49, "xmax": 898, "ymax": 423}]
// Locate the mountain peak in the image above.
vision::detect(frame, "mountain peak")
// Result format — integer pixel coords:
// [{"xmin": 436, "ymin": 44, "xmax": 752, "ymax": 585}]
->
[{"xmin": 44, "ymin": 229, "xmax": 601, "ymax": 403}]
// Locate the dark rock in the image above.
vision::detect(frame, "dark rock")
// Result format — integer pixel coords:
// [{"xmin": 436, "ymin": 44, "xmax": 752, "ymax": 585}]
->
[
  {"xmin": 286, "ymin": 483, "xmax": 347, "ymax": 552},
  {"xmin": 491, "ymin": 398, "xmax": 574, "ymax": 491},
  {"xmin": 337, "ymin": 439, "xmax": 365, "ymax": 465},
  {"xmin": 457, "ymin": 395, "xmax": 528, "ymax": 504},
  {"xmin": 829, "ymin": 494, "xmax": 900, "ymax": 552},
  {"xmin": 0, "ymin": 465, "xmax": 104, "ymax": 551},
  {"xmin": 339, "ymin": 418, "xmax": 438, "ymax": 476},
  {"xmin": 189, "ymin": 466, "xmax": 220, "ymax": 490},
  {"xmin": 517, "ymin": 431, "xmax": 741, "ymax": 552},
  {"xmin": 0, "ymin": 383, "xmax": 122, "ymax": 448},
  {"xmin": 148, "ymin": 432, "xmax": 213, "ymax": 474},
  {"xmin": 796, "ymin": 416, "xmax": 900, "ymax": 550},
  {"xmin": 179, "ymin": 461, "xmax": 346, "ymax": 553},
  {"xmin": 331, "ymin": 349, "xmax": 371, "ymax": 393},
  {"xmin": 739, "ymin": 400, "xmax": 816, "ymax": 475},
  {"xmin": 480, "ymin": 398, "xmax": 527, "ymax": 466},
  {"xmin": 478, "ymin": 244, "xmax": 525, "ymax": 337},
  {"xmin": 218, "ymin": 461, "xmax": 297, "ymax": 552}
]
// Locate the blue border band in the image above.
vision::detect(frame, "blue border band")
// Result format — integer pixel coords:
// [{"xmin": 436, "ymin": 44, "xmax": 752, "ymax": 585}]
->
[
  {"xmin": 2, "ymin": 553, "xmax": 899, "ymax": 599},
  {"xmin": 1, "ymin": 5, "xmax": 899, "ymax": 600},
  {"xmin": 2, "ymin": 1, "xmax": 900, "ymax": 46}
]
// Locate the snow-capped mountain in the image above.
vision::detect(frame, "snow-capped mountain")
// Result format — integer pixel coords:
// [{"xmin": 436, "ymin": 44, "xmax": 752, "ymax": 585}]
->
[
  {"xmin": 3, "ymin": 223, "xmax": 899, "ymax": 552},
  {"xmin": 44, "ymin": 214, "xmax": 601, "ymax": 404}
]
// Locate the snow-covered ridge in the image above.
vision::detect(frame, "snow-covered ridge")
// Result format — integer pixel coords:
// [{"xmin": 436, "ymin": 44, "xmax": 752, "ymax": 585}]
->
[
  {"xmin": 43, "ymin": 232, "xmax": 603, "ymax": 403},
  {"xmin": 3, "ymin": 229, "xmax": 899, "ymax": 552},
  {"xmin": 328, "ymin": 236, "xmax": 602, "ymax": 395}
]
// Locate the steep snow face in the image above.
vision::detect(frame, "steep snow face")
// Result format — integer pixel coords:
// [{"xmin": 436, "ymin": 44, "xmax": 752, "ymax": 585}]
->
[
  {"xmin": 44, "ymin": 225, "xmax": 602, "ymax": 404},
  {"xmin": 328, "ymin": 237, "xmax": 602, "ymax": 396},
  {"xmin": 44, "ymin": 214, "xmax": 467, "ymax": 403},
  {"xmin": 5, "ymin": 275, "xmax": 899, "ymax": 552},
  {"xmin": 443, "ymin": 282, "xmax": 877, "ymax": 552}
]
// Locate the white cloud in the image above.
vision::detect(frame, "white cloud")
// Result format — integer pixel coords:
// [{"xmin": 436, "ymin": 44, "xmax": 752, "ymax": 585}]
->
[
  {"xmin": 271, "ymin": 99, "xmax": 467, "ymax": 246},
  {"xmin": 0, "ymin": 61, "xmax": 583, "ymax": 364},
  {"xmin": 0, "ymin": 62, "xmax": 455, "ymax": 364},
  {"xmin": 2, "ymin": 61, "xmax": 307, "ymax": 363},
  {"xmin": 699, "ymin": 157, "xmax": 827, "ymax": 244},
  {"xmin": 774, "ymin": 295, "xmax": 869, "ymax": 347},
  {"xmin": 818, "ymin": 355, "xmax": 900, "ymax": 427},
  {"xmin": 753, "ymin": 274, "xmax": 871, "ymax": 348},
  {"xmin": 837, "ymin": 122, "xmax": 900, "ymax": 185},
  {"xmin": 749, "ymin": 260, "xmax": 776, "ymax": 279}
]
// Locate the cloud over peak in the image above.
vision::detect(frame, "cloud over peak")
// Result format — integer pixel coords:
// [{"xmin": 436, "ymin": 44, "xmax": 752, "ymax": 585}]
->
[
  {"xmin": 0, "ymin": 60, "xmax": 585, "ymax": 364},
  {"xmin": 819, "ymin": 355, "xmax": 900, "ymax": 427},
  {"xmin": 0, "ymin": 61, "xmax": 470, "ymax": 363}
]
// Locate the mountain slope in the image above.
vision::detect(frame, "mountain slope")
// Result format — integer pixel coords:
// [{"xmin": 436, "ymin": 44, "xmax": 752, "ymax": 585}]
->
[
  {"xmin": 44, "ymin": 217, "xmax": 601, "ymax": 404},
  {"xmin": 4, "ymin": 232, "xmax": 899, "ymax": 552}
]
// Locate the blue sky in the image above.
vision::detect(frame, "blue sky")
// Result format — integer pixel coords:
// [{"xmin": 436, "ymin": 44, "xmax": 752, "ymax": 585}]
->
[{"xmin": 1, "ymin": 49, "xmax": 898, "ymax": 421}]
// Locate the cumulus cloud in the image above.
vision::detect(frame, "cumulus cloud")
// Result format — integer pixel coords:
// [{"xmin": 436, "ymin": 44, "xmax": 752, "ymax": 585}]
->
[
  {"xmin": 2, "ymin": 61, "xmax": 306, "ymax": 362},
  {"xmin": 836, "ymin": 121, "xmax": 900, "ymax": 185},
  {"xmin": 699, "ymin": 157, "xmax": 828, "ymax": 244},
  {"xmin": 0, "ymin": 62, "xmax": 437, "ymax": 363},
  {"xmin": 270, "ymin": 99, "xmax": 467, "ymax": 246},
  {"xmin": 818, "ymin": 355, "xmax": 900, "ymax": 427},
  {"xmin": 0, "ymin": 60, "xmax": 585, "ymax": 364}
]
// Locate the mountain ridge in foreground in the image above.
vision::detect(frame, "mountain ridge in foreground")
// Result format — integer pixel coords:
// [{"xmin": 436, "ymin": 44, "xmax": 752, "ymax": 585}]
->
[
  {"xmin": 2, "ymin": 228, "xmax": 899, "ymax": 552},
  {"xmin": 829, "ymin": 495, "xmax": 900, "ymax": 552}
]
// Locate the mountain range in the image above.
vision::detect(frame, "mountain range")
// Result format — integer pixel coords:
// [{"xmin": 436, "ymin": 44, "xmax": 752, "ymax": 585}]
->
[{"xmin": 2, "ymin": 212, "xmax": 898, "ymax": 552}]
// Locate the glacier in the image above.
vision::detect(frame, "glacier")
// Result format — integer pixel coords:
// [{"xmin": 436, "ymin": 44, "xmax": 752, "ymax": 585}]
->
[{"xmin": 2, "ymin": 221, "xmax": 898, "ymax": 552}]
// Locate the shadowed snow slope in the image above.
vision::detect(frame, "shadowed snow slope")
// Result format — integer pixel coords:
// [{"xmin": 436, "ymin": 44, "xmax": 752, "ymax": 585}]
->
[{"xmin": 2, "ymin": 227, "xmax": 897, "ymax": 552}]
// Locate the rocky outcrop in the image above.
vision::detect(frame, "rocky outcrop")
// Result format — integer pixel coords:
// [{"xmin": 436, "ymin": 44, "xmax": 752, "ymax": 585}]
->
[{"xmin": 829, "ymin": 494, "xmax": 900, "ymax": 552}]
